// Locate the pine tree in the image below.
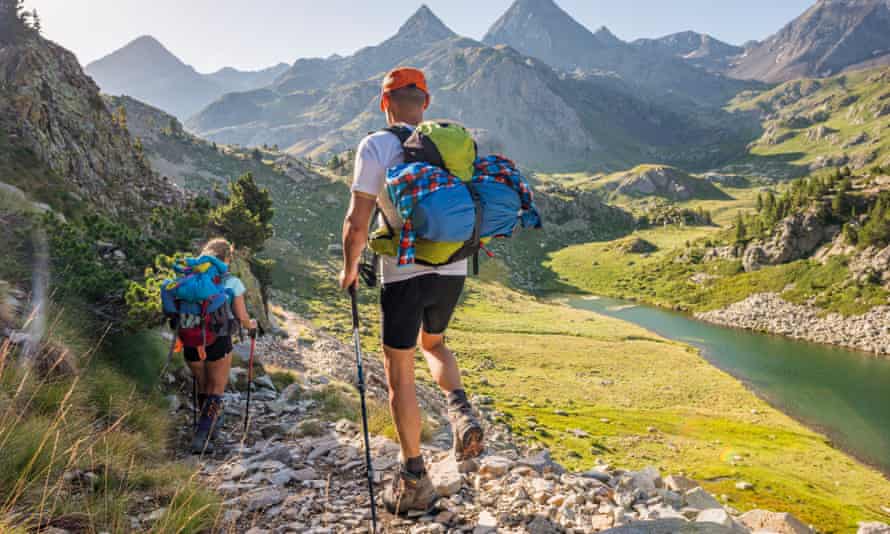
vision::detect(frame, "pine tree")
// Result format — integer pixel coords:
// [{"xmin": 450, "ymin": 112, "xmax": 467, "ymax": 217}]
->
[
  {"xmin": 210, "ymin": 173, "xmax": 274, "ymax": 251},
  {"xmin": 30, "ymin": 7, "xmax": 39, "ymax": 33},
  {"xmin": 327, "ymin": 154, "xmax": 341, "ymax": 170},
  {"xmin": 756, "ymin": 193, "xmax": 763, "ymax": 212},
  {"xmin": 734, "ymin": 213, "xmax": 747, "ymax": 244},
  {"xmin": 168, "ymin": 118, "xmax": 181, "ymax": 137},
  {"xmin": 831, "ymin": 189, "xmax": 847, "ymax": 218}
]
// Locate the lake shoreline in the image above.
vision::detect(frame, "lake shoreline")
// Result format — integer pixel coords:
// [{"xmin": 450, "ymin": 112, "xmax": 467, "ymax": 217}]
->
[
  {"xmin": 551, "ymin": 289, "xmax": 890, "ymax": 358},
  {"xmin": 560, "ymin": 293, "xmax": 890, "ymax": 479},
  {"xmin": 696, "ymin": 292, "xmax": 890, "ymax": 357}
]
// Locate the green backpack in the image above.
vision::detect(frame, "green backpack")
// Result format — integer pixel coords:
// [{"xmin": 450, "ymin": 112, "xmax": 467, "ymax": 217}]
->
[{"xmin": 368, "ymin": 121, "xmax": 492, "ymax": 270}]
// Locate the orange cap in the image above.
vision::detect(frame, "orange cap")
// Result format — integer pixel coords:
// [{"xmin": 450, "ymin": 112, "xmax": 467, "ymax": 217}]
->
[{"xmin": 380, "ymin": 67, "xmax": 430, "ymax": 112}]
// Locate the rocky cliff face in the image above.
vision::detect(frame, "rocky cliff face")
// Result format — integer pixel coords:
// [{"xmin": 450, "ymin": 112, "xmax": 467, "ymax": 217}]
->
[
  {"xmin": 0, "ymin": 36, "xmax": 181, "ymax": 218},
  {"xmin": 730, "ymin": 0, "xmax": 890, "ymax": 82},
  {"xmin": 742, "ymin": 210, "xmax": 840, "ymax": 271}
]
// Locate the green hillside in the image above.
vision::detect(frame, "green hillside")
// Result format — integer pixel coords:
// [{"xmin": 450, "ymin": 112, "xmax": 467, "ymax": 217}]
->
[{"xmin": 728, "ymin": 67, "xmax": 890, "ymax": 179}]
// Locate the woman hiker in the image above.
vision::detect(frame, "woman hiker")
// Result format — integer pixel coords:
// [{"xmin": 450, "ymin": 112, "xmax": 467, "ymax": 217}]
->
[{"xmin": 185, "ymin": 238, "xmax": 257, "ymax": 454}]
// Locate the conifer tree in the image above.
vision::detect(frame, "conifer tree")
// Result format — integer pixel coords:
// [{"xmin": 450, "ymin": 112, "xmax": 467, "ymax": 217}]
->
[
  {"xmin": 734, "ymin": 213, "xmax": 747, "ymax": 244},
  {"xmin": 210, "ymin": 173, "xmax": 274, "ymax": 251},
  {"xmin": 831, "ymin": 188, "xmax": 847, "ymax": 218}
]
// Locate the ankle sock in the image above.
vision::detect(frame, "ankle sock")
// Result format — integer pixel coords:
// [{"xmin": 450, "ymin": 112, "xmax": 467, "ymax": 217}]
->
[
  {"xmin": 447, "ymin": 389, "xmax": 470, "ymax": 411},
  {"xmin": 404, "ymin": 455, "xmax": 425, "ymax": 476}
]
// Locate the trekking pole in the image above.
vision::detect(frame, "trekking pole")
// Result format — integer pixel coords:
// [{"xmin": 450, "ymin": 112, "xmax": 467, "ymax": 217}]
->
[
  {"xmin": 349, "ymin": 285, "xmax": 378, "ymax": 533},
  {"xmin": 192, "ymin": 377, "xmax": 198, "ymax": 428},
  {"xmin": 243, "ymin": 328, "xmax": 257, "ymax": 435}
]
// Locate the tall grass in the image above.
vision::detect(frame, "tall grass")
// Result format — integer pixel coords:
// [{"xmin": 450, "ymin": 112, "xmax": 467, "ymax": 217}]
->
[{"xmin": 0, "ymin": 311, "xmax": 223, "ymax": 532}]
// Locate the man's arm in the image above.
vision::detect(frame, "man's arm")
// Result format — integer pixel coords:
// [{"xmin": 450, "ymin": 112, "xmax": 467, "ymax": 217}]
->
[{"xmin": 339, "ymin": 191, "xmax": 376, "ymax": 290}]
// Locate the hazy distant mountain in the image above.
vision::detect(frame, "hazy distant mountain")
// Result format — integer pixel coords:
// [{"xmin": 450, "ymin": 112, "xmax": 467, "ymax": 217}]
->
[
  {"xmin": 481, "ymin": 0, "xmax": 748, "ymax": 104},
  {"xmin": 632, "ymin": 31, "xmax": 744, "ymax": 72},
  {"xmin": 206, "ymin": 63, "xmax": 290, "ymax": 93},
  {"xmin": 86, "ymin": 35, "xmax": 290, "ymax": 119},
  {"xmin": 188, "ymin": 5, "xmax": 754, "ymax": 172},
  {"xmin": 730, "ymin": 0, "xmax": 890, "ymax": 82}
]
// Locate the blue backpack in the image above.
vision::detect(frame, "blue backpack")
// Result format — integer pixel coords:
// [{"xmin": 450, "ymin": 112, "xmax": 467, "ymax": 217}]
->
[{"xmin": 161, "ymin": 256, "xmax": 236, "ymax": 357}]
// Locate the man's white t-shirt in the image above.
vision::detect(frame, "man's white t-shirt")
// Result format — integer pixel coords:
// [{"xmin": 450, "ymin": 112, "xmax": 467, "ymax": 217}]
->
[{"xmin": 351, "ymin": 126, "xmax": 468, "ymax": 285}]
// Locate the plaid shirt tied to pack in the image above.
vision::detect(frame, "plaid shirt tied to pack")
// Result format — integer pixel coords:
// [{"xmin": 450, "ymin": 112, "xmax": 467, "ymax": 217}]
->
[{"xmin": 385, "ymin": 155, "xmax": 542, "ymax": 266}]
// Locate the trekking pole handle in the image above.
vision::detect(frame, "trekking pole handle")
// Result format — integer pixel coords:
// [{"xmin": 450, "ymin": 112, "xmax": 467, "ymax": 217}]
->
[
  {"xmin": 348, "ymin": 284, "xmax": 360, "ymax": 329},
  {"xmin": 248, "ymin": 328, "xmax": 257, "ymax": 339}
]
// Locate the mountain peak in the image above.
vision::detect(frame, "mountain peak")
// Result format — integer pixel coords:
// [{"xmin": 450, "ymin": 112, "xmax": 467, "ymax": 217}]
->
[
  {"xmin": 483, "ymin": 0, "xmax": 610, "ymax": 69},
  {"xmin": 396, "ymin": 4, "xmax": 456, "ymax": 41},
  {"xmin": 593, "ymin": 25, "xmax": 623, "ymax": 47}
]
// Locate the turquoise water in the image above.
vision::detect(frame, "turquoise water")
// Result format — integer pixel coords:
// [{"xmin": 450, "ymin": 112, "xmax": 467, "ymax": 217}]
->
[{"xmin": 566, "ymin": 295, "xmax": 890, "ymax": 474}]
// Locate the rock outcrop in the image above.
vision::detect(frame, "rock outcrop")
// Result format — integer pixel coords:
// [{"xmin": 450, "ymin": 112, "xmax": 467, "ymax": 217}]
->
[
  {"xmin": 741, "ymin": 210, "xmax": 839, "ymax": 272},
  {"xmin": 607, "ymin": 165, "xmax": 729, "ymax": 202},
  {"xmin": 0, "ymin": 35, "xmax": 182, "ymax": 217}
]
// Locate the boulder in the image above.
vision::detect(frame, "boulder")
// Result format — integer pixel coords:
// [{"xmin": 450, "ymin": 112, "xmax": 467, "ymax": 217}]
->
[
  {"xmin": 738, "ymin": 510, "xmax": 813, "ymax": 534},
  {"xmin": 858, "ymin": 522, "xmax": 890, "ymax": 534},
  {"xmin": 684, "ymin": 487, "xmax": 722, "ymax": 510},
  {"xmin": 428, "ymin": 458, "xmax": 463, "ymax": 497},
  {"xmin": 601, "ymin": 518, "xmax": 740, "ymax": 533}
]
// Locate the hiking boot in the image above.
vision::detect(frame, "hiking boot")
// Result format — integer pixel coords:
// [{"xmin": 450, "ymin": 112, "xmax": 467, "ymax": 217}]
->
[
  {"xmin": 190, "ymin": 426, "xmax": 214, "ymax": 455},
  {"xmin": 448, "ymin": 404, "xmax": 485, "ymax": 461},
  {"xmin": 209, "ymin": 404, "xmax": 226, "ymax": 441},
  {"xmin": 382, "ymin": 469, "xmax": 437, "ymax": 515}
]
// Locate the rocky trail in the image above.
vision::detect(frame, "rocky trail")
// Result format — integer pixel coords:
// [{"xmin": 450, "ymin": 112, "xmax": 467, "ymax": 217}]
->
[{"xmin": 147, "ymin": 307, "xmax": 885, "ymax": 534}]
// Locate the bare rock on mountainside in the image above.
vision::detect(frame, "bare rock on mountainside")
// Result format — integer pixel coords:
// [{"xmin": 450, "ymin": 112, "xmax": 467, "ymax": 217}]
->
[
  {"xmin": 607, "ymin": 165, "xmax": 730, "ymax": 202},
  {"xmin": 742, "ymin": 210, "xmax": 840, "ymax": 272},
  {"xmin": 730, "ymin": 0, "xmax": 890, "ymax": 82},
  {"xmin": 0, "ymin": 36, "xmax": 181, "ymax": 217}
]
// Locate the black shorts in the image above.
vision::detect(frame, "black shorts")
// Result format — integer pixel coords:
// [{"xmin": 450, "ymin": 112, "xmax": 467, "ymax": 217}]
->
[
  {"xmin": 381, "ymin": 274, "xmax": 465, "ymax": 350},
  {"xmin": 183, "ymin": 335, "xmax": 233, "ymax": 362}
]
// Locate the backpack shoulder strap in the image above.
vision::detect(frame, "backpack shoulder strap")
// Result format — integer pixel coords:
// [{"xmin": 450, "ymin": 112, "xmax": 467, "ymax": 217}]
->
[{"xmin": 381, "ymin": 125, "xmax": 413, "ymax": 145}]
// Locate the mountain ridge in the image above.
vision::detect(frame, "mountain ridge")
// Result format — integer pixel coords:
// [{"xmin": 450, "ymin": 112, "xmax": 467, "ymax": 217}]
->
[
  {"xmin": 632, "ymin": 31, "xmax": 744, "ymax": 72},
  {"xmin": 86, "ymin": 35, "xmax": 292, "ymax": 119},
  {"xmin": 730, "ymin": 0, "xmax": 890, "ymax": 82},
  {"xmin": 481, "ymin": 0, "xmax": 751, "ymax": 105}
]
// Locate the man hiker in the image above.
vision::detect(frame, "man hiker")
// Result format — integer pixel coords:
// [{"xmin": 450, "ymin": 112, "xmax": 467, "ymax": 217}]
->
[{"xmin": 339, "ymin": 67, "xmax": 485, "ymax": 514}]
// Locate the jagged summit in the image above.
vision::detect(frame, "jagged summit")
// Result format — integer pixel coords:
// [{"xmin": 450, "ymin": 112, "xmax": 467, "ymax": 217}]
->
[
  {"xmin": 593, "ymin": 25, "xmax": 623, "ymax": 47},
  {"xmin": 395, "ymin": 4, "xmax": 456, "ymax": 42},
  {"xmin": 483, "ymin": 0, "xmax": 609, "ymax": 70}
]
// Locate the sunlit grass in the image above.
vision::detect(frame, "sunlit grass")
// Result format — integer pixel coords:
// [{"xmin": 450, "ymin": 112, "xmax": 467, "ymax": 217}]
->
[{"xmin": 446, "ymin": 282, "xmax": 890, "ymax": 532}]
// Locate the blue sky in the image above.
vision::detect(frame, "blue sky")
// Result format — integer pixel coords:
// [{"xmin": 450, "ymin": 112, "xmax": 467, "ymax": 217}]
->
[{"xmin": 25, "ymin": 0, "xmax": 814, "ymax": 72}]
